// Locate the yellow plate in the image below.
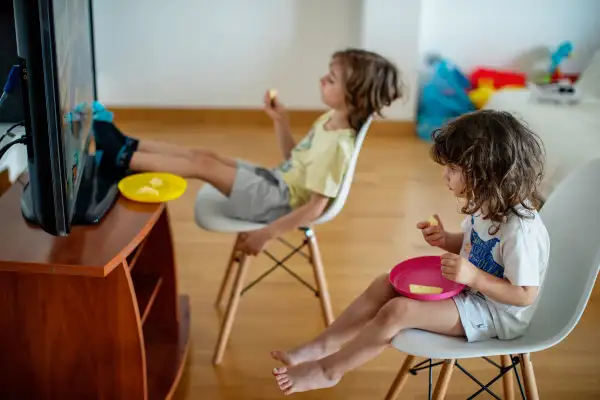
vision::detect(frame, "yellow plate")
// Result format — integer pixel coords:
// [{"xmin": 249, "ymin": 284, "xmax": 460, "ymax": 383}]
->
[{"xmin": 118, "ymin": 172, "xmax": 187, "ymax": 203}]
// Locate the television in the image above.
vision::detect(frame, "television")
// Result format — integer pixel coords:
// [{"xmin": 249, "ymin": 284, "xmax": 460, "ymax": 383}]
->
[{"xmin": 13, "ymin": 0, "xmax": 118, "ymax": 236}]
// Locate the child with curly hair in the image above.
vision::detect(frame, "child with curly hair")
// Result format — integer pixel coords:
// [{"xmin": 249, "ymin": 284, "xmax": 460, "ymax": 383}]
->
[
  {"xmin": 94, "ymin": 48, "xmax": 402, "ymax": 255},
  {"xmin": 272, "ymin": 110, "xmax": 550, "ymax": 395}
]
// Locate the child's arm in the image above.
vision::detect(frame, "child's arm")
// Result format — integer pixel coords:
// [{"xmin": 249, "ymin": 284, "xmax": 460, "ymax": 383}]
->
[
  {"xmin": 418, "ymin": 215, "xmax": 464, "ymax": 254},
  {"xmin": 472, "ymin": 272, "xmax": 539, "ymax": 307},
  {"xmin": 268, "ymin": 193, "xmax": 329, "ymax": 236},
  {"xmin": 440, "ymin": 232, "xmax": 464, "ymax": 254},
  {"xmin": 263, "ymin": 90, "xmax": 295, "ymax": 159},
  {"xmin": 274, "ymin": 117, "xmax": 295, "ymax": 160},
  {"xmin": 237, "ymin": 193, "xmax": 329, "ymax": 255},
  {"xmin": 239, "ymin": 133, "xmax": 351, "ymax": 255},
  {"xmin": 441, "ymin": 253, "xmax": 539, "ymax": 307}
]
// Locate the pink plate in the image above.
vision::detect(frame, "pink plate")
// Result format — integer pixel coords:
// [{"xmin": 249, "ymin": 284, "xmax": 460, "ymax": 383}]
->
[{"xmin": 389, "ymin": 256, "xmax": 465, "ymax": 301}]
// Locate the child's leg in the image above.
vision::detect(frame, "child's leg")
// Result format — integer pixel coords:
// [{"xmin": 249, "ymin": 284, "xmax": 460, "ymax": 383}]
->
[
  {"xmin": 272, "ymin": 273, "xmax": 398, "ymax": 366},
  {"xmin": 93, "ymin": 121, "xmax": 238, "ymax": 177},
  {"xmin": 137, "ymin": 139, "xmax": 238, "ymax": 168},
  {"xmin": 129, "ymin": 151, "xmax": 237, "ymax": 196},
  {"xmin": 274, "ymin": 298, "xmax": 464, "ymax": 395}
]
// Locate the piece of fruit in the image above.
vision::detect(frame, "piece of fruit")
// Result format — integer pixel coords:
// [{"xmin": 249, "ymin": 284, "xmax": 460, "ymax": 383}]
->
[
  {"xmin": 409, "ymin": 284, "xmax": 443, "ymax": 295},
  {"xmin": 428, "ymin": 215, "xmax": 438, "ymax": 226},
  {"xmin": 149, "ymin": 177, "xmax": 163, "ymax": 188},
  {"xmin": 269, "ymin": 88, "xmax": 278, "ymax": 100},
  {"xmin": 136, "ymin": 186, "xmax": 159, "ymax": 196}
]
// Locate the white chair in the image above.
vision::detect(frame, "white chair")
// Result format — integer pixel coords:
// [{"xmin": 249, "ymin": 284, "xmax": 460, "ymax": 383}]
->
[
  {"xmin": 195, "ymin": 116, "xmax": 374, "ymax": 365},
  {"xmin": 385, "ymin": 158, "xmax": 600, "ymax": 400}
]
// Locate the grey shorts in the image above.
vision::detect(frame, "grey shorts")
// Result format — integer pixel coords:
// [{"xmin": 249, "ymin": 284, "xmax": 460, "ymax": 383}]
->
[
  {"xmin": 224, "ymin": 161, "xmax": 292, "ymax": 223},
  {"xmin": 453, "ymin": 291, "xmax": 498, "ymax": 342}
]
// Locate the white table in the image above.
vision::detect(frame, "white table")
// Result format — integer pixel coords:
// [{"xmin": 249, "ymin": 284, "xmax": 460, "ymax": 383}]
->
[
  {"xmin": 485, "ymin": 89, "xmax": 600, "ymax": 200},
  {"xmin": 0, "ymin": 123, "xmax": 27, "ymax": 182}
]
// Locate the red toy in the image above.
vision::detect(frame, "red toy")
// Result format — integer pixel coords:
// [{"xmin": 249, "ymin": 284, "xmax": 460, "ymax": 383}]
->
[
  {"xmin": 551, "ymin": 70, "xmax": 579, "ymax": 84},
  {"xmin": 470, "ymin": 68, "xmax": 526, "ymax": 89}
]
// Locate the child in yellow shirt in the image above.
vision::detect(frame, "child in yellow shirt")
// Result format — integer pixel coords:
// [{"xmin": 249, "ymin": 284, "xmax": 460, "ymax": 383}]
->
[{"xmin": 94, "ymin": 48, "xmax": 403, "ymax": 255}]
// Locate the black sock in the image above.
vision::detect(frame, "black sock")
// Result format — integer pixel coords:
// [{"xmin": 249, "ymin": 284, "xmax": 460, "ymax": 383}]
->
[
  {"xmin": 93, "ymin": 121, "xmax": 139, "ymax": 179},
  {"xmin": 115, "ymin": 139, "xmax": 138, "ymax": 170},
  {"xmin": 93, "ymin": 120, "xmax": 139, "ymax": 151}
]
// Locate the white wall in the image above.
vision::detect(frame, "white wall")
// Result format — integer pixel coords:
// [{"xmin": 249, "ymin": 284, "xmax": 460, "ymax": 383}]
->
[
  {"xmin": 93, "ymin": 0, "xmax": 599, "ymax": 121},
  {"xmin": 93, "ymin": 0, "xmax": 362, "ymax": 109},
  {"xmin": 361, "ymin": 0, "xmax": 421, "ymax": 120},
  {"xmin": 419, "ymin": 0, "xmax": 600, "ymax": 76},
  {"xmin": 92, "ymin": 0, "xmax": 421, "ymax": 120}
]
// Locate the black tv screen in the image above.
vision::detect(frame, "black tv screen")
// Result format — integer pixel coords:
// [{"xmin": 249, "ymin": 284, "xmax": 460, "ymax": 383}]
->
[
  {"xmin": 14, "ymin": 0, "xmax": 117, "ymax": 236},
  {"xmin": 53, "ymin": 0, "xmax": 96, "ymax": 216}
]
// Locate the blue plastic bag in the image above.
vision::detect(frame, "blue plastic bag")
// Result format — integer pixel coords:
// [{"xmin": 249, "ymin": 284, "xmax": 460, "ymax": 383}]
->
[
  {"xmin": 417, "ymin": 59, "xmax": 475, "ymax": 141},
  {"xmin": 64, "ymin": 101, "xmax": 114, "ymax": 124}
]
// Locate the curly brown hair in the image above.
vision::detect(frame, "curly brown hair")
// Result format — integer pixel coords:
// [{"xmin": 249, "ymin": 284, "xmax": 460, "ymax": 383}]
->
[
  {"xmin": 332, "ymin": 48, "xmax": 405, "ymax": 131},
  {"xmin": 431, "ymin": 110, "xmax": 545, "ymax": 232}
]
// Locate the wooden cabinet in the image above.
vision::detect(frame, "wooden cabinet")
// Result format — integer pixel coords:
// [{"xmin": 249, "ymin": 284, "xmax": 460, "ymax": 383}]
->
[{"xmin": 0, "ymin": 183, "xmax": 190, "ymax": 399}]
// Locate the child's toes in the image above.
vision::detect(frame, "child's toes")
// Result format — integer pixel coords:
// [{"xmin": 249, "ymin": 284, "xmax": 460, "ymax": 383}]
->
[
  {"xmin": 272, "ymin": 350, "xmax": 297, "ymax": 366},
  {"xmin": 270, "ymin": 351, "xmax": 282, "ymax": 362},
  {"xmin": 279, "ymin": 380, "xmax": 293, "ymax": 391},
  {"xmin": 273, "ymin": 367, "xmax": 287, "ymax": 375}
]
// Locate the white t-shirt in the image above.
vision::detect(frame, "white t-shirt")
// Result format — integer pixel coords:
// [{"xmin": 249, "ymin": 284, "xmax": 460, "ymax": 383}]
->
[{"xmin": 460, "ymin": 207, "xmax": 550, "ymax": 340}]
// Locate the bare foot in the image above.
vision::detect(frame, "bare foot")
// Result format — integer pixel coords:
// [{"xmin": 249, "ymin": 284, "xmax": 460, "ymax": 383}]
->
[
  {"xmin": 271, "ymin": 342, "xmax": 327, "ymax": 367},
  {"xmin": 273, "ymin": 362, "xmax": 341, "ymax": 395}
]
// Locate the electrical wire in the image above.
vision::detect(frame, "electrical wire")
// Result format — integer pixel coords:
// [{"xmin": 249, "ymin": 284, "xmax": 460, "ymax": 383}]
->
[
  {"xmin": 0, "ymin": 136, "xmax": 26, "ymax": 162},
  {"xmin": 0, "ymin": 122, "xmax": 24, "ymax": 145},
  {"xmin": 6, "ymin": 122, "xmax": 23, "ymax": 134}
]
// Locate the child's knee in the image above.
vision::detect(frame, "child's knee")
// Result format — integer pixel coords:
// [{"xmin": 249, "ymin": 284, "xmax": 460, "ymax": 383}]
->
[
  {"xmin": 191, "ymin": 149, "xmax": 217, "ymax": 161},
  {"xmin": 193, "ymin": 152, "xmax": 218, "ymax": 170},
  {"xmin": 366, "ymin": 273, "xmax": 394, "ymax": 296},
  {"xmin": 363, "ymin": 274, "xmax": 396, "ymax": 304},
  {"xmin": 375, "ymin": 298, "xmax": 415, "ymax": 327}
]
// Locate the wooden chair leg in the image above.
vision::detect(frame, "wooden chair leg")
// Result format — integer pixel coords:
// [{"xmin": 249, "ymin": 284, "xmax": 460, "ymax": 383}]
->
[
  {"xmin": 212, "ymin": 253, "xmax": 250, "ymax": 366},
  {"xmin": 306, "ymin": 230, "xmax": 334, "ymax": 326},
  {"xmin": 519, "ymin": 353, "xmax": 539, "ymax": 400},
  {"xmin": 501, "ymin": 355, "xmax": 515, "ymax": 400},
  {"xmin": 214, "ymin": 235, "xmax": 241, "ymax": 309},
  {"xmin": 385, "ymin": 355, "xmax": 415, "ymax": 400},
  {"xmin": 432, "ymin": 359, "xmax": 455, "ymax": 400}
]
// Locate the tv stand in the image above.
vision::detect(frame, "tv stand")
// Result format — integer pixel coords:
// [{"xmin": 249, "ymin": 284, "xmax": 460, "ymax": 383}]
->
[
  {"xmin": 0, "ymin": 179, "xmax": 190, "ymax": 399},
  {"xmin": 21, "ymin": 153, "xmax": 119, "ymax": 226}
]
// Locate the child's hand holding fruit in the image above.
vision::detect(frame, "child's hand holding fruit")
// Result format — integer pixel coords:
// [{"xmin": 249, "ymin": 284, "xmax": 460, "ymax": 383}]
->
[
  {"xmin": 417, "ymin": 214, "xmax": 447, "ymax": 248},
  {"xmin": 263, "ymin": 89, "xmax": 287, "ymax": 122}
]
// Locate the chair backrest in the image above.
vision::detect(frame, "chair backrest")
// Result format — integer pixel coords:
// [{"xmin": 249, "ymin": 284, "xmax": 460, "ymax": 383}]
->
[
  {"xmin": 313, "ymin": 115, "xmax": 373, "ymax": 225},
  {"xmin": 527, "ymin": 158, "xmax": 600, "ymax": 347}
]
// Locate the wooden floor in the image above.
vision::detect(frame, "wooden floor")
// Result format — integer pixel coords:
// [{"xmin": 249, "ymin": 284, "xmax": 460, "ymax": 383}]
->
[{"xmin": 117, "ymin": 120, "xmax": 600, "ymax": 400}]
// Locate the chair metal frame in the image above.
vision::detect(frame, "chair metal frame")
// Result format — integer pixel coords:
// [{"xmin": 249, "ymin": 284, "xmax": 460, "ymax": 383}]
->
[{"xmin": 385, "ymin": 355, "xmax": 532, "ymax": 400}]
